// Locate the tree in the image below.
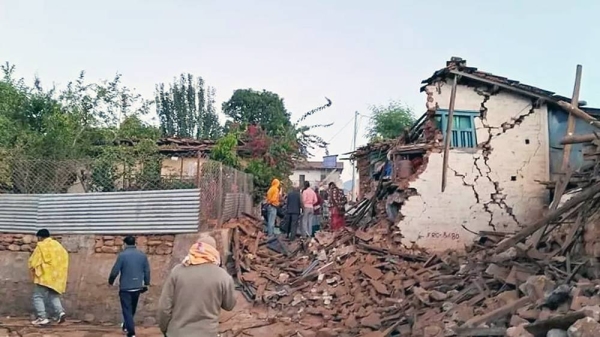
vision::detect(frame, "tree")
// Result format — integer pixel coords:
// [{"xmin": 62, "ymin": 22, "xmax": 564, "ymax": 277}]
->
[
  {"xmin": 366, "ymin": 100, "xmax": 415, "ymax": 141},
  {"xmin": 222, "ymin": 89, "xmax": 291, "ymax": 136},
  {"xmin": 155, "ymin": 73, "xmax": 221, "ymax": 139},
  {"xmin": 219, "ymin": 92, "xmax": 333, "ymax": 201},
  {"xmin": 0, "ymin": 62, "xmax": 161, "ymax": 193}
]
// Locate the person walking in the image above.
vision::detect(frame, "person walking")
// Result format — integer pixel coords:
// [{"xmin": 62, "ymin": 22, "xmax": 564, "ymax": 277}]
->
[
  {"xmin": 28, "ymin": 229, "xmax": 69, "ymax": 326},
  {"xmin": 284, "ymin": 185, "xmax": 302, "ymax": 240},
  {"xmin": 108, "ymin": 236, "xmax": 150, "ymax": 337},
  {"xmin": 301, "ymin": 181, "xmax": 318, "ymax": 237},
  {"xmin": 265, "ymin": 178, "xmax": 281, "ymax": 237},
  {"xmin": 158, "ymin": 235, "xmax": 236, "ymax": 337},
  {"xmin": 328, "ymin": 182, "xmax": 348, "ymax": 231}
]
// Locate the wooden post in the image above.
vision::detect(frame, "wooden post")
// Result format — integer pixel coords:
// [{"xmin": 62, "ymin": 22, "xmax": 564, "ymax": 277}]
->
[
  {"xmin": 560, "ymin": 65, "xmax": 583, "ymax": 174},
  {"xmin": 217, "ymin": 162, "xmax": 224, "ymax": 227},
  {"xmin": 441, "ymin": 75, "xmax": 459, "ymax": 192},
  {"xmin": 558, "ymin": 101, "xmax": 600, "ymax": 128},
  {"xmin": 179, "ymin": 155, "xmax": 184, "ymax": 180},
  {"xmin": 195, "ymin": 152, "xmax": 201, "ymax": 187}
]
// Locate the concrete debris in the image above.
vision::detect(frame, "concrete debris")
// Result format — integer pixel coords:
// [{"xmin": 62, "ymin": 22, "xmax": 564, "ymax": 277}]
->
[{"xmin": 567, "ymin": 317, "xmax": 600, "ymax": 337}]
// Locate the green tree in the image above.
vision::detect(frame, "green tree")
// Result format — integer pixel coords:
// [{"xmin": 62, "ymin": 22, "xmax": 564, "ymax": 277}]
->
[
  {"xmin": 219, "ymin": 93, "xmax": 333, "ymax": 201},
  {"xmin": 222, "ymin": 89, "xmax": 291, "ymax": 136},
  {"xmin": 366, "ymin": 100, "xmax": 415, "ymax": 141},
  {"xmin": 155, "ymin": 73, "xmax": 221, "ymax": 139},
  {"xmin": 0, "ymin": 62, "xmax": 160, "ymax": 193}
]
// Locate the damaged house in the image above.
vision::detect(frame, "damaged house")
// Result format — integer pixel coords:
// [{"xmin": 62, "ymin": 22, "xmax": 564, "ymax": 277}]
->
[{"xmin": 353, "ymin": 57, "xmax": 600, "ymax": 251}]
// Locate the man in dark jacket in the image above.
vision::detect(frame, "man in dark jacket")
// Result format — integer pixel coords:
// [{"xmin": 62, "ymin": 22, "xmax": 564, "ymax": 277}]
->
[
  {"xmin": 284, "ymin": 186, "xmax": 303, "ymax": 240},
  {"xmin": 108, "ymin": 236, "xmax": 150, "ymax": 337}
]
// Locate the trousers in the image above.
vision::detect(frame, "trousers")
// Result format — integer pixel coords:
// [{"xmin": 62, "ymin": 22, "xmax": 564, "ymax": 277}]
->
[
  {"xmin": 33, "ymin": 284, "xmax": 65, "ymax": 319},
  {"xmin": 266, "ymin": 205, "xmax": 277, "ymax": 236},
  {"xmin": 285, "ymin": 213, "xmax": 300, "ymax": 240},
  {"xmin": 119, "ymin": 290, "xmax": 141, "ymax": 337},
  {"xmin": 301, "ymin": 207, "xmax": 314, "ymax": 237}
]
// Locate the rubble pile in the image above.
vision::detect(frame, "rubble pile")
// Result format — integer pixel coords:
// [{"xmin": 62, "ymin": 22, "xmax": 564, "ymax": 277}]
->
[{"xmin": 226, "ymin": 179, "xmax": 600, "ymax": 336}]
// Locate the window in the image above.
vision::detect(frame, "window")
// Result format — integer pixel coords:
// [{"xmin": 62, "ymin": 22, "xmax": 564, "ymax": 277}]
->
[
  {"xmin": 436, "ymin": 110, "xmax": 478, "ymax": 148},
  {"xmin": 299, "ymin": 174, "xmax": 305, "ymax": 186}
]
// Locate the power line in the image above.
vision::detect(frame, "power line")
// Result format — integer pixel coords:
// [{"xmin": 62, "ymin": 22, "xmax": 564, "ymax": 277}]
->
[{"xmin": 327, "ymin": 117, "xmax": 355, "ymax": 143}]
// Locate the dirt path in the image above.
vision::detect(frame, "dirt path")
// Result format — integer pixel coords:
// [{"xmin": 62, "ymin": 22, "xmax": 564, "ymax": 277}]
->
[{"xmin": 0, "ymin": 293, "xmax": 321, "ymax": 337}]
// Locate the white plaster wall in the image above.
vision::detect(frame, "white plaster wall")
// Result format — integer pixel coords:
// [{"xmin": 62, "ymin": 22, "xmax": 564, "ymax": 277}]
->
[
  {"xmin": 401, "ymin": 81, "xmax": 550, "ymax": 251},
  {"xmin": 289, "ymin": 169, "xmax": 342, "ymax": 188}
]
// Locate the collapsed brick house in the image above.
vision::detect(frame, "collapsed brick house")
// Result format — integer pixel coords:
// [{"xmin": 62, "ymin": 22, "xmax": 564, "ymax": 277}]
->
[{"xmin": 353, "ymin": 57, "xmax": 600, "ymax": 251}]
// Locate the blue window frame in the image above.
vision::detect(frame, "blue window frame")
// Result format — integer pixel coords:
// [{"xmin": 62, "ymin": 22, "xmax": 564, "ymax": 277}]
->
[{"xmin": 435, "ymin": 110, "xmax": 478, "ymax": 148}]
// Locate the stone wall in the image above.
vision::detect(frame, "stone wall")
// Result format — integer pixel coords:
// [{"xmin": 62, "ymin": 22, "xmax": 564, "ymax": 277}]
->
[
  {"xmin": 94, "ymin": 235, "xmax": 175, "ymax": 255},
  {"xmin": 0, "ymin": 234, "xmax": 63, "ymax": 252},
  {"xmin": 0, "ymin": 229, "xmax": 231, "ymax": 323}
]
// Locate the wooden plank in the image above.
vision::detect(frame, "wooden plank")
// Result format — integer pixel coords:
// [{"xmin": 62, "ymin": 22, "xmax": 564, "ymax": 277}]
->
[
  {"xmin": 524, "ymin": 312, "xmax": 585, "ymax": 337},
  {"xmin": 561, "ymin": 133, "xmax": 600, "ymax": 144},
  {"xmin": 561, "ymin": 65, "xmax": 583, "ymax": 175},
  {"xmin": 463, "ymin": 296, "xmax": 532, "ymax": 328},
  {"xmin": 530, "ymin": 168, "xmax": 573, "ymax": 247},
  {"xmin": 450, "ymin": 70, "xmax": 550, "ymax": 102},
  {"xmin": 441, "ymin": 75, "xmax": 458, "ymax": 193},
  {"xmin": 558, "ymin": 101, "xmax": 600, "ymax": 129},
  {"xmin": 494, "ymin": 182, "xmax": 600, "ymax": 253},
  {"xmin": 455, "ymin": 327, "xmax": 506, "ymax": 336}
]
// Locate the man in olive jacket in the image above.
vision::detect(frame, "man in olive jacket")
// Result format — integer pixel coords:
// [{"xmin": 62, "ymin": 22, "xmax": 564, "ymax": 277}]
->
[{"xmin": 158, "ymin": 235, "xmax": 236, "ymax": 337}]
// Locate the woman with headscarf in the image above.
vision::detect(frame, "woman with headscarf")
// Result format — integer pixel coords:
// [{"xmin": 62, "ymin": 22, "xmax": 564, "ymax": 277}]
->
[
  {"xmin": 327, "ymin": 182, "xmax": 347, "ymax": 231},
  {"xmin": 157, "ymin": 236, "xmax": 236, "ymax": 337}
]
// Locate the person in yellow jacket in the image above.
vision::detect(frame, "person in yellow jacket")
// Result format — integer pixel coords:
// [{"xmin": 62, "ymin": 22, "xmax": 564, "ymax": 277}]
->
[
  {"xmin": 265, "ymin": 178, "xmax": 281, "ymax": 236},
  {"xmin": 28, "ymin": 229, "xmax": 69, "ymax": 326}
]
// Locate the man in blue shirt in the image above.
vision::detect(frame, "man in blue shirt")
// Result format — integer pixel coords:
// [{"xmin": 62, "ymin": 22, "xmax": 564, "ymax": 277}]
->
[{"xmin": 108, "ymin": 236, "xmax": 150, "ymax": 337}]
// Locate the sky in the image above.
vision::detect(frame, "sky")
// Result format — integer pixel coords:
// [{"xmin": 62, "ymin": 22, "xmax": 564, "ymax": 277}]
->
[{"xmin": 1, "ymin": 0, "xmax": 599, "ymax": 183}]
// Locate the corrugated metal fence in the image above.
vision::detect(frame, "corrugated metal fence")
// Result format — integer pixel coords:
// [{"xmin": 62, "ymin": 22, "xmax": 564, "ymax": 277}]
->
[
  {"xmin": 0, "ymin": 189, "xmax": 201, "ymax": 234},
  {"xmin": 222, "ymin": 193, "xmax": 253, "ymax": 223}
]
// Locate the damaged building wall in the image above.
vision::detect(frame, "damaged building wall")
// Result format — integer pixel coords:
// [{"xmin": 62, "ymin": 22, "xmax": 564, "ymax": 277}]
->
[{"xmin": 401, "ymin": 80, "xmax": 550, "ymax": 251}]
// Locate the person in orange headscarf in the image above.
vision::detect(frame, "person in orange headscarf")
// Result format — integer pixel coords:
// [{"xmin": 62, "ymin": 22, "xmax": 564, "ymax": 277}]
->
[
  {"xmin": 265, "ymin": 178, "xmax": 281, "ymax": 237},
  {"xmin": 158, "ymin": 235, "xmax": 236, "ymax": 337}
]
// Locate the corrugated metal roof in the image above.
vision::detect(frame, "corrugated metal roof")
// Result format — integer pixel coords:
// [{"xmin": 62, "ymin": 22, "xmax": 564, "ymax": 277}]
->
[{"xmin": 0, "ymin": 189, "xmax": 200, "ymax": 234}]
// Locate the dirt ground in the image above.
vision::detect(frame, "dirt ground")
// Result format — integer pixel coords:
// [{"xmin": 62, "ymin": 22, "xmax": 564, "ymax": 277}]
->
[{"xmin": 0, "ymin": 292, "xmax": 325, "ymax": 337}]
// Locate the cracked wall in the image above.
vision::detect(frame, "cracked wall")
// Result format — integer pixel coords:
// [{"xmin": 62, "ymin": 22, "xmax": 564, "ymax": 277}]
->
[{"xmin": 401, "ymin": 81, "xmax": 550, "ymax": 251}]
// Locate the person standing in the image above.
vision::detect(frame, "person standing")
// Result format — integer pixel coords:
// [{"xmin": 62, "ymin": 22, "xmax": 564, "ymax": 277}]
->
[
  {"xmin": 158, "ymin": 235, "xmax": 236, "ymax": 337},
  {"xmin": 284, "ymin": 185, "xmax": 302, "ymax": 240},
  {"xmin": 28, "ymin": 229, "xmax": 69, "ymax": 326},
  {"xmin": 108, "ymin": 236, "xmax": 150, "ymax": 337},
  {"xmin": 265, "ymin": 178, "xmax": 281, "ymax": 237},
  {"xmin": 328, "ymin": 182, "xmax": 348, "ymax": 231},
  {"xmin": 301, "ymin": 181, "xmax": 318, "ymax": 237},
  {"xmin": 312, "ymin": 186, "xmax": 324, "ymax": 232}
]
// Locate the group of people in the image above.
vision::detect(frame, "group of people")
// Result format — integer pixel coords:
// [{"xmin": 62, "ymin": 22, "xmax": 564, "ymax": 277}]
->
[
  {"xmin": 264, "ymin": 178, "xmax": 348, "ymax": 239},
  {"xmin": 28, "ymin": 229, "xmax": 235, "ymax": 337}
]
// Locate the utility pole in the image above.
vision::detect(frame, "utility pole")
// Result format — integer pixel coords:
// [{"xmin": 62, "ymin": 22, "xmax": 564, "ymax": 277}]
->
[{"xmin": 351, "ymin": 111, "xmax": 359, "ymax": 201}]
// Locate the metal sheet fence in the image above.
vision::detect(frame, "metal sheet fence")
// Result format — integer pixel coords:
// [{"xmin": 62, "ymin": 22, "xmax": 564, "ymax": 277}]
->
[
  {"xmin": 0, "ymin": 189, "xmax": 201, "ymax": 234},
  {"xmin": 0, "ymin": 156, "xmax": 254, "ymax": 229}
]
